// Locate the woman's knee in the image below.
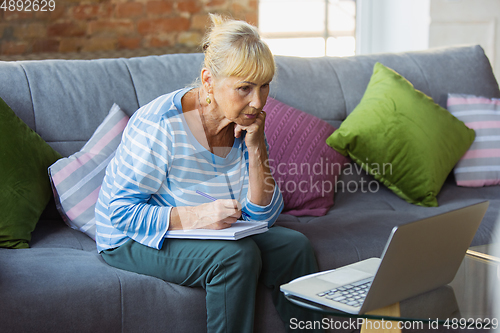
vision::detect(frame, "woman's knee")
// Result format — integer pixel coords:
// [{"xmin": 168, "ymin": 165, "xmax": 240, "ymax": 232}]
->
[
  {"xmin": 216, "ymin": 239, "xmax": 263, "ymax": 274},
  {"xmin": 291, "ymin": 230, "xmax": 314, "ymax": 253},
  {"xmin": 271, "ymin": 227, "xmax": 315, "ymax": 255}
]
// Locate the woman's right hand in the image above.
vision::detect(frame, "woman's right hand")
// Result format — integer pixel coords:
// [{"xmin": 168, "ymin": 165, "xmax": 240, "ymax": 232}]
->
[{"xmin": 169, "ymin": 200, "xmax": 242, "ymax": 230}]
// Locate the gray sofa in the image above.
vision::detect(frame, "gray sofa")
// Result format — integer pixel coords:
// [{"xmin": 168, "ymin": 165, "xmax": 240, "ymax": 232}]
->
[{"xmin": 1, "ymin": 45, "xmax": 499, "ymax": 333}]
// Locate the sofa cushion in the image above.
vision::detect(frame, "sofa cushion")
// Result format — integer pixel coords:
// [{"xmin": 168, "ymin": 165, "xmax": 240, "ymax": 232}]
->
[
  {"xmin": 0, "ymin": 97, "xmax": 62, "ymax": 249},
  {"xmin": 276, "ymin": 166, "xmax": 500, "ymax": 271},
  {"xmin": 49, "ymin": 104, "xmax": 129, "ymax": 240},
  {"xmin": 263, "ymin": 97, "xmax": 350, "ymax": 216},
  {"xmin": 326, "ymin": 62, "xmax": 476, "ymax": 207},
  {"xmin": 447, "ymin": 94, "xmax": 500, "ymax": 187}
]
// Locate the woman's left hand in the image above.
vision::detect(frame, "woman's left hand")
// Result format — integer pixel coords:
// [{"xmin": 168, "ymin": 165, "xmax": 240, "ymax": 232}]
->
[{"xmin": 234, "ymin": 111, "xmax": 266, "ymax": 149}]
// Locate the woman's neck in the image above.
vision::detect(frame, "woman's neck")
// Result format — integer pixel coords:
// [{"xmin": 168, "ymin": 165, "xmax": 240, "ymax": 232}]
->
[{"xmin": 182, "ymin": 88, "xmax": 235, "ymax": 157}]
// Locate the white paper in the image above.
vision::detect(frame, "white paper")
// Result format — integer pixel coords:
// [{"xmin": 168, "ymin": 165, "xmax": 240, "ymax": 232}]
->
[{"xmin": 165, "ymin": 221, "xmax": 269, "ymax": 240}]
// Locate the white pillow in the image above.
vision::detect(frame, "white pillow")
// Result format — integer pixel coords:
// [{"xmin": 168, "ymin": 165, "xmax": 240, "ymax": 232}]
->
[
  {"xmin": 447, "ymin": 94, "xmax": 500, "ymax": 187},
  {"xmin": 49, "ymin": 104, "xmax": 129, "ymax": 239}
]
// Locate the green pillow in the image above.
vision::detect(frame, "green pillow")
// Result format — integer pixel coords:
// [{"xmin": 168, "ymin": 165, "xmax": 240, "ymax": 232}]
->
[
  {"xmin": 326, "ymin": 62, "xmax": 475, "ymax": 207},
  {"xmin": 0, "ymin": 97, "xmax": 62, "ymax": 248}
]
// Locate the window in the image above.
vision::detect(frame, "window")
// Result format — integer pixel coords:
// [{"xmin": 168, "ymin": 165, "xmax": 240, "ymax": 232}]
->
[{"xmin": 259, "ymin": 0, "xmax": 356, "ymax": 57}]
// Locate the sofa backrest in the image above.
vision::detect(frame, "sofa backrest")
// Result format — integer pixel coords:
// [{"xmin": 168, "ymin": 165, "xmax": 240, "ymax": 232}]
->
[
  {"xmin": 271, "ymin": 45, "xmax": 499, "ymax": 128},
  {"xmin": 1, "ymin": 45, "xmax": 498, "ymax": 157},
  {"xmin": 0, "ymin": 53, "xmax": 204, "ymax": 156}
]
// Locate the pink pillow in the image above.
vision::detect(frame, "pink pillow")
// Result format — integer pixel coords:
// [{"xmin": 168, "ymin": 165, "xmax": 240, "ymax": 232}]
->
[
  {"xmin": 447, "ymin": 93, "xmax": 500, "ymax": 187},
  {"xmin": 49, "ymin": 104, "xmax": 129, "ymax": 239},
  {"xmin": 263, "ymin": 97, "xmax": 350, "ymax": 216}
]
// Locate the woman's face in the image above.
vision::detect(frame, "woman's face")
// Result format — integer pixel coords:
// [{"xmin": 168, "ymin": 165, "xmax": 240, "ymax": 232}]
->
[{"xmin": 212, "ymin": 76, "xmax": 271, "ymax": 126}]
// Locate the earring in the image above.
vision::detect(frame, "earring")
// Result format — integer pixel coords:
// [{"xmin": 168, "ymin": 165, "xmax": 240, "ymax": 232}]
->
[{"xmin": 206, "ymin": 94, "xmax": 211, "ymax": 105}]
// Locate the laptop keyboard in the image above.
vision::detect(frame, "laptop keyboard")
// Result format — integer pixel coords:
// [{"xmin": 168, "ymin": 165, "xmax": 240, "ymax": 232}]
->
[{"xmin": 316, "ymin": 278, "xmax": 372, "ymax": 308}]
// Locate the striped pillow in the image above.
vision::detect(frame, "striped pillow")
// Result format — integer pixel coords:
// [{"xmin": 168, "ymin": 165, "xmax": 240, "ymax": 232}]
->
[
  {"xmin": 447, "ymin": 94, "xmax": 500, "ymax": 187},
  {"xmin": 49, "ymin": 104, "xmax": 129, "ymax": 239}
]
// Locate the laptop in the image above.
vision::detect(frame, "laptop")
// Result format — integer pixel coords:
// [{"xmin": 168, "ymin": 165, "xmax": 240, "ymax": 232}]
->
[{"xmin": 280, "ymin": 201, "xmax": 489, "ymax": 315}]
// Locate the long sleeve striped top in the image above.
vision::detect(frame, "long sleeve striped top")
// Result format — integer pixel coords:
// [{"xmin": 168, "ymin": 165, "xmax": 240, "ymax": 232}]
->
[{"xmin": 95, "ymin": 87, "xmax": 284, "ymax": 252}]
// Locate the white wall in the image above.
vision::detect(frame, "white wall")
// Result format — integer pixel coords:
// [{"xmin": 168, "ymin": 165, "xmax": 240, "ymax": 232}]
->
[
  {"xmin": 356, "ymin": 0, "xmax": 430, "ymax": 55},
  {"xmin": 429, "ymin": 0, "xmax": 500, "ymax": 81}
]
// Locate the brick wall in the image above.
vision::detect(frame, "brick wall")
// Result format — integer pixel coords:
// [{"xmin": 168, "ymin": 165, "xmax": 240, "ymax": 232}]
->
[{"xmin": 0, "ymin": 0, "xmax": 258, "ymax": 57}]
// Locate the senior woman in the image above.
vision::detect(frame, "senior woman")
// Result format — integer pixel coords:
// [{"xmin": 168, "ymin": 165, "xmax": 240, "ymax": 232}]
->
[{"xmin": 95, "ymin": 14, "xmax": 321, "ymax": 333}]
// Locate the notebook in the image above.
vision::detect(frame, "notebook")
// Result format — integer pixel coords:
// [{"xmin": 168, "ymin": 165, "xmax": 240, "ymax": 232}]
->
[
  {"xmin": 164, "ymin": 221, "xmax": 268, "ymax": 240},
  {"xmin": 280, "ymin": 201, "xmax": 489, "ymax": 315}
]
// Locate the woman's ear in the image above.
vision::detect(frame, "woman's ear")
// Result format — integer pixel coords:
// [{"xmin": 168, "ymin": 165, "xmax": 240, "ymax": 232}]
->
[{"xmin": 201, "ymin": 68, "xmax": 213, "ymax": 93}]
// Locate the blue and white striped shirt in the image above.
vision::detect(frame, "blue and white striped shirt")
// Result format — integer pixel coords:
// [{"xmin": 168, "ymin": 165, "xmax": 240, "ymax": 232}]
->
[{"xmin": 95, "ymin": 88, "xmax": 284, "ymax": 252}]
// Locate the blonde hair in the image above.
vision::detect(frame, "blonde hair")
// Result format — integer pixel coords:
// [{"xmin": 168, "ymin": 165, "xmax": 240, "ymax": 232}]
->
[{"xmin": 202, "ymin": 14, "xmax": 275, "ymax": 84}]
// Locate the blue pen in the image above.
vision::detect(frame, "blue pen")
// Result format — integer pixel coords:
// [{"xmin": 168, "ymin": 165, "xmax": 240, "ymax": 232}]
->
[
  {"xmin": 196, "ymin": 190, "xmax": 217, "ymax": 202},
  {"xmin": 196, "ymin": 190, "xmax": 250, "ymax": 219}
]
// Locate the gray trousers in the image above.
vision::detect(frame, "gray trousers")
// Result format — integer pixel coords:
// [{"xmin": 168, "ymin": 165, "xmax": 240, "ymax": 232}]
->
[{"xmin": 101, "ymin": 226, "xmax": 323, "ymax": 333}]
